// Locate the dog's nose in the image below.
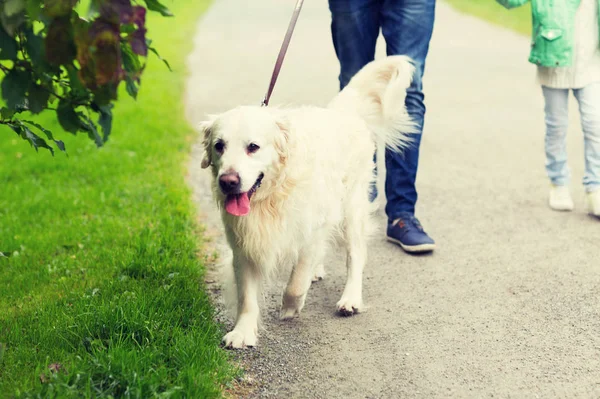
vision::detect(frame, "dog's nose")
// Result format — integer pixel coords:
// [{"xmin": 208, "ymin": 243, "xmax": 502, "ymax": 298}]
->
[{"xmin": 219, "ymin": 172, "xmax": 241, "ymax": 194}]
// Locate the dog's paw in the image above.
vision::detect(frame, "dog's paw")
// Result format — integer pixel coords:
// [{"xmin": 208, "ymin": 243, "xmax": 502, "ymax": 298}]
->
[
  {"xmin": 336, "ymin": 297, "xmax": 363, "ymax": 317},
  {"xmin": 311, "ymin": 264, "xmax": 325, "ymax": 282},
  {"xmin": 222, "ymin": 329, "xmax": 257, "ymax": 349},
  {"xmin": 279, "ymin": 307, "xmax": 300, "ymax": 321},
  {"xmin": 280, "ymin": 293, "xmax": 306, "ymax": 320}
]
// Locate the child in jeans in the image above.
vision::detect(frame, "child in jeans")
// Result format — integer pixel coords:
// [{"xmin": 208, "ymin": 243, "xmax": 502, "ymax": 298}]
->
[{"xmin": 497, "ymin": 0, "xmax": 600, "ymax": 217}]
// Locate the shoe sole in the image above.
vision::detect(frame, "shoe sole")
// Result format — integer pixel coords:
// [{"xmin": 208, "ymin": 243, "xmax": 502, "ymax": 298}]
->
[
  {"xmin": 549, "ymin": 203, "xmax": 574, "ymax": 212},
  {"xmin": 550, "ymin": 207, "xmax": 574, "ymax": 212},
  {"xmin": 386, "ymin": 236, "xmax": 436, "ymax": 253}
]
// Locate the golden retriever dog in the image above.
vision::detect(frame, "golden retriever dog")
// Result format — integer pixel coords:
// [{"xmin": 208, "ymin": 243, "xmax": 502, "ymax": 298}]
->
[{"xmin": 199, "ymin": 56, "xmax": 416, "ymax": 349}]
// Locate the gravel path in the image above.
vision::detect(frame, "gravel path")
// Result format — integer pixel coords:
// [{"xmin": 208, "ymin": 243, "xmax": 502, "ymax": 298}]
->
[{"xmin": 185, "ymin": 1, "xmax": 600, "ymax": 398}]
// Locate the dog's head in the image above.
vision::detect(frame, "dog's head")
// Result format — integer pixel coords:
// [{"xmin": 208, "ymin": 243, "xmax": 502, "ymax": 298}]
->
[{"xmin": 200, "ymin": 106, "xmax": 289, "ymax": 217}]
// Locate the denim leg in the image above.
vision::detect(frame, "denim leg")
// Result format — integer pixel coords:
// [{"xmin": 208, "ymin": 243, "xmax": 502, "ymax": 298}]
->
[
  {"xmin": 542, "ymin": 86, "xmax": 571, "ymax": 187},
  {"xmin": 328, "ymin": 0, "xmax": 381, "ymax": 90},
  {"xmin": 370, "ymin": 152, "xmax": 378, "ymax": 202},
  {"xmin": 574, "ymin": 83, "xmax": 600, "ymax": 192},
  {"xmin": 329, "ymin": 0, "xmax": 381, "ymax": 200},
  {"xmin": 380, "ymin": 0, "xmax": 436, "ymax": 220}
]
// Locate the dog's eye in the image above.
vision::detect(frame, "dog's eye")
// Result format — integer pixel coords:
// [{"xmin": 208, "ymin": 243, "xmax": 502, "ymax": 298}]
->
[
  {"xmin": 247, "ymin": 143, "xmax": 260, "ymax": 154},
  {"xmin": 214, "ymin": 141, "xmax": 225, "ymax": 154}
]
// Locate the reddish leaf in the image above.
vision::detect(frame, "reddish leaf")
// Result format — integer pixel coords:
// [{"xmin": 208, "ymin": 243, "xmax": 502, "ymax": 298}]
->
[
  {"xmin": 129, "ymin": 6, "xmax": 147, "ymax": 55},
  {"xmin": 45, "ymin": 17, "xmax": 76, "ymax": 66},
  {"xmin": 74, "ymin": 18, "xmax": 124, "ymax": 89},
  {"xmin": 129, "ymin": 28, "xmax": 146, "ymax": 56},
  {"xmin": 89, "ymin": 20, "xmax": 123, "ymax": 85},
  {"xmin": 99, "ymin": 0, "xmax": 134, "ymax": 24},
  {"xmin": 78, "ymin": 63, "xmax": 97, "ymax": 90},
  {"xmin": 73, "ymin": 19, "xmax": 96, "ymax": 89},
  {"xmin": 131, "ymin": 5, "xmax": 146, "ymax": 26},
  {"xmin": 43, "ymin": 0, "xmax": 77, "ymax": 17}
]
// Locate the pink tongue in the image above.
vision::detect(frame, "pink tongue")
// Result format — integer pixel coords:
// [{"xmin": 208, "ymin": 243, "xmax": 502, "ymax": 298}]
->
[{"xmin": 225, "ymin": 192, "xmax": 251, "ymax": 216}]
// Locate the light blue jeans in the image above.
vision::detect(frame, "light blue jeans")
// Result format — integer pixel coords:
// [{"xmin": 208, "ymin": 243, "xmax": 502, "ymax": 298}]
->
[{"xmin": 543, "ymin": 82, "xmax": 600, "ymax": 193}]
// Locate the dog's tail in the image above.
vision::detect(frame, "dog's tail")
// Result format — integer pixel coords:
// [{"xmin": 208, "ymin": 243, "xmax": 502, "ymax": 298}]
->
[{"xmin": 328, "ymin": 55, "xmax": 418, "ymax": 152}]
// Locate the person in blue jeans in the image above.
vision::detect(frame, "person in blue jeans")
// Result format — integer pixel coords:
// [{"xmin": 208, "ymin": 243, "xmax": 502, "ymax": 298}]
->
[{"xmin": 328, "ymin": 0, "xmax": 436, "ymax": 253}]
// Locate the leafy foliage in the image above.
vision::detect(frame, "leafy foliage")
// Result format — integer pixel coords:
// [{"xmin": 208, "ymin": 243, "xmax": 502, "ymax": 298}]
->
[{"xmin": 0, "ymin": 0, "xmax": 172, "ymax": 154}]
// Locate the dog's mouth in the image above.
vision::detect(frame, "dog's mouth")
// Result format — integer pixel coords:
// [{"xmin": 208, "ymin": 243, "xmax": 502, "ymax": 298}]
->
[{"xmin": 224, "ymin": 173, "xmax": 264, "ymax": 217}]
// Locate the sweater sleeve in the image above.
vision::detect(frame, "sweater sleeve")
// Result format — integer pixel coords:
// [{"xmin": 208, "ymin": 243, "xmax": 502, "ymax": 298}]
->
[{"xmin": 495, "ymin": 0, "xmax": 530, "ymax": 9}]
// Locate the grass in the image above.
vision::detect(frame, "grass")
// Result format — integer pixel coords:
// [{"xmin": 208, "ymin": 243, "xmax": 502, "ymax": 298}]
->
[
  {"xmin": 443, "ymin": 0, "xmax": 532, "ymax": 36},
  {"xmin": 0, "ymin": 1, "xmax": 238, "ymax": 397}
]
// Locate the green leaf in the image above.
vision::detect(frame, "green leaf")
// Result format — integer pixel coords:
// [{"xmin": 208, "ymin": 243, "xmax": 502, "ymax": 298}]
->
[
  {"xmin": 13, "ymin": 121, "xmax": 55, "ymax": 155},
  {"xmin": 24, "ymin": 27, "xmax": 44, "ymax": 65},
  {"xmin": 120, "ymin": 23, "xmax": 136, "ymax": 34},
  {"xmin": 148, "ymin": 46, "xmax": 171, "ymax": 71},
  {"xmin": 143, "ymin": 0, "xmax": 173, "ymax": 16},
  {"xmin": 27, "ymin": 83, "xmax": 51, "ymax": 114},
  {"xmin": 86, "ymin": 0, "xmax": 100, "ymax": 18},
  {"xmin": 0, "ymin": 26, "xmax": 17, "ymax": 60},
  {"xmin": 66, "ymin": 65, "xmax": 87, "ymax": 97},
  {"xmin": 26, "ymin": 0, "xmax": 43, "ymax": 21},
  {"xmin": 22, "ymin": 119, "xmax": 53, "ymax": 138},
  {"xmin": 125, "ymin": 75, "xmax": 138, "ymax": 99},
  {"xmin": 97, "ymin": 103, "xmax": 112, "ymax": 141},
  {"xmin": 0, "ymin": 9, "xmax": 25, "ymax": 35},
  {"xmin": 1, "ymin": 107, "xmax": 15, "ymax": 119},
  {"xmin": 1, "ymin": 69, "xmax": 29, "ymax": 109},
  {"xmin": 79, "ymin": 113, "xmax": 103, "ymax": 147},
  {"xmin": 57, "ymin": 100, "xmax": 81, "ymax": 133},
  {"xmin": 121, "ymin": 44, "xmax": 142, "ymax": 100},
  {"xmin": 4, "ymin": 0, "xmax": 26, "ymax": 16},
  {"xmin": 54, "ymin": 139, "xmax": 65, "ymax": 151},
  {"xmin": 121, "ymin": 43, "xmax": 142, "ymax": 74},
  {"xmin": 22, "ymin": 119, "xmax": 66, "ymax": 152},
  {"xmin": 92, "ymin": 83, "xmax": 117, "ymax": 106},
  {"xmin": 24, "ymin": 127, "xmax": 54, "ymax": 154}
]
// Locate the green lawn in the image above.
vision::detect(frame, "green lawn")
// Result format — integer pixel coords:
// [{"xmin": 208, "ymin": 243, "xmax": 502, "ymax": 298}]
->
[
  {"xmin": 443, "ymin": 0, "xmax": 532, "ymax": 36},
  {"xmin": 0, "ymin": 1, "xmax": 238, "ymax": 397}
]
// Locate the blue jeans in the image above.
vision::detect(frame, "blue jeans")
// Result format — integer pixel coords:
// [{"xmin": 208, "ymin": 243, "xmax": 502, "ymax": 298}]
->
[
  {"xmin": 328, "ymin": 0, "xmax": 436, "ymax": 221},
  {"xmin": 543, "ymin": 83, "xmax": 600, "ymax": 193}
]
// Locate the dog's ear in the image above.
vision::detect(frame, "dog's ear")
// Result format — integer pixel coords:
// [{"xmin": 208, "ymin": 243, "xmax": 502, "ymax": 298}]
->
[
  {"xmin": 199, "ymin": 117, "xmax": 216, "ymax": 169},
  {"xmin": 273, "ymin": 116, "xmax": 290, "ymax": 164}
]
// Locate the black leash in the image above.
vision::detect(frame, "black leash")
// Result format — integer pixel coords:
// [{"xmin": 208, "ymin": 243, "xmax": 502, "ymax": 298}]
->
[{"xmin": 261, "ymin": 0, "xmax": 305, "ymax": 107}]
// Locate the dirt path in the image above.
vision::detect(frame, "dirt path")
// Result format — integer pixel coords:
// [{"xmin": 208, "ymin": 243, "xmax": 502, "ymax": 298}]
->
[{"xmin": 185, "ymin": 1, "xmax": 600, "ymax": 397}]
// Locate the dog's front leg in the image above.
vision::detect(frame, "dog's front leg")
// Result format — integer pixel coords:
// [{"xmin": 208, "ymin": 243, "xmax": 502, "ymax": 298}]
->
[{"xmin": 223, "ymin": 251, "xmax": 260, "ymax": 349}]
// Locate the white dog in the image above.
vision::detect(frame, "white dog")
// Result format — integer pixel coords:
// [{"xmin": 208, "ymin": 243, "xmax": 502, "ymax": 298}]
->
[{"xmin": 199, "ymin": 56, "xmax": 416, "ymax": 349}]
